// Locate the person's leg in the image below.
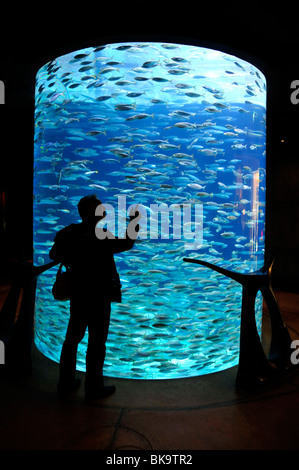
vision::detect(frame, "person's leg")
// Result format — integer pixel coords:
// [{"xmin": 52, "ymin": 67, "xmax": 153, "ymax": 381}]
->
[
  {"xmin": 58, "ymin": 305, "xmax": 87, "ymax": 393},
  {"xmin": 85, "ymin": 300, "xmax": 114, "ymax": 398}
]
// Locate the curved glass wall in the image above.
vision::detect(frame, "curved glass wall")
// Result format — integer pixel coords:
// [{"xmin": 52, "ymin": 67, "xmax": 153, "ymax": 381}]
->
[{"xmin": 33, "ymin": 42, "xmax": 266, "ymax": 379}]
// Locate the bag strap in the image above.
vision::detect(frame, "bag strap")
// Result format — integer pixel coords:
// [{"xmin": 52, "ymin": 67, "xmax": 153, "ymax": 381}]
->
[
  {"xmin": 58, "ymin": 263, "xmax": 70, "ymax": 272},
  {"xmin": 56, "ymin": 263, "xmax": 69, "ymax": 276}
]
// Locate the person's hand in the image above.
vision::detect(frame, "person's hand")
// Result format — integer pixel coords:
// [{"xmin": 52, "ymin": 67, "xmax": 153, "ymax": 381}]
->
[
  {"xmin": 129, "ymin": 204, "xmax": 140, "ymax": 220},
  {"xmin": 128, "ymin": 204, "xmax": 141, "ymax": 235}
]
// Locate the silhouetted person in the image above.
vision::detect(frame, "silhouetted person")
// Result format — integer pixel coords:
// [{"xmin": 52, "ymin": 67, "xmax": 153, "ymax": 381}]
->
[{"xmin": 49, "ymin": 194, "xmax": 139, "ymax": 401}]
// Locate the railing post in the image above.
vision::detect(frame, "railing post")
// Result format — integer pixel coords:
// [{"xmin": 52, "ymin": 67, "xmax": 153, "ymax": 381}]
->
[
  {"xmin": 0, "ymin": 260, "xmax": 58, "ymax": 376},
  {"xmin": 184, "ymin": 256, "xmax": 297, "ymax": 390},
  {"xmin": 236, "ymin": 284, "xmax": 276, "ymax": 390}
]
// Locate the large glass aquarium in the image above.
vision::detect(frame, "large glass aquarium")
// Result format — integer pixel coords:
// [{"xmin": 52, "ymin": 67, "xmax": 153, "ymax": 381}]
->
[{"xmin": 33, "ymin": 42, "xmax": 266, "ymax": 379}]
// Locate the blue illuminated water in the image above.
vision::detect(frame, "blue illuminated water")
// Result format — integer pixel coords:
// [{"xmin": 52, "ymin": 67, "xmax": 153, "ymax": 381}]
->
[{"xmin": 33, "ymin": 43, "xmax": 266, "ymax": 379}]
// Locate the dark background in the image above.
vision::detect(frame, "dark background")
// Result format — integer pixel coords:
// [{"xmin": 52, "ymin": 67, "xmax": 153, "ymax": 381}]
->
[{"xmin": 1, "ymin": 4, "xmax": 299, "ymax": 291}]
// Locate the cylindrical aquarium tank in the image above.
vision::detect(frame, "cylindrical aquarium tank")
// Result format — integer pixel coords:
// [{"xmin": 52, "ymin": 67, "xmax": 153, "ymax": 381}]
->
[{"xmin": 33, "ymin": 42, "xmax": 266, "ymax": 379}]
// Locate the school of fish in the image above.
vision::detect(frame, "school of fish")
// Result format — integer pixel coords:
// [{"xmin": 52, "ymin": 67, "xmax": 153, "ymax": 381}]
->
[{"xmin": 33, "ymin": 43, "xmax": 266, "ymax": 379}]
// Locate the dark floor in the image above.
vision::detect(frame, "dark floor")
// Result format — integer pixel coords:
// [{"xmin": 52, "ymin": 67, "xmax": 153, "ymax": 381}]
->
[{"xmin": 1, "ymin": 288, "xmax": 299, "ymax": 451}]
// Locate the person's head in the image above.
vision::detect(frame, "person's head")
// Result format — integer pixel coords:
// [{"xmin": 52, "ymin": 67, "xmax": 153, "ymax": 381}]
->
[{"xmin": 78, "ymin": 194, "xmax": 104, "ymax": 224}]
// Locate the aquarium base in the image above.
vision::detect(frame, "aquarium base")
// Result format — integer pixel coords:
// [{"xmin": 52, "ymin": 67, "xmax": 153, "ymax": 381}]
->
[{"xmin": 235, "ymin": 360, "xmax": 299, "ymax": 392}]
